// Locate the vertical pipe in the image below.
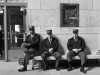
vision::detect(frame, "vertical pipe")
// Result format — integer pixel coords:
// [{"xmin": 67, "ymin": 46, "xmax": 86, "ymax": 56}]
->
[
  {"xmin": 26, "ymin": 7, "xmax": 29, "ymax": 34},
  {"xmin": 4, "ymin": 5, "xmax": 8, "ymax": 62}
]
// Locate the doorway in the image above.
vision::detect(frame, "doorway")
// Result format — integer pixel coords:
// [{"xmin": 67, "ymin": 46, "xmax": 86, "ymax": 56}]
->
[
  {"xmin": 7, "ymin": 6, "xmax": 26, "ymax": 61},
  {"xmin": 0, "ymin": 9, "xmax": 4, "ymax": 60}
]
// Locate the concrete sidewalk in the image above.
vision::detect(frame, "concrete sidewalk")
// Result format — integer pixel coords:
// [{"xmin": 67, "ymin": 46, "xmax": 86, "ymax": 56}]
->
[{"xmin": 0, "ymin": 60, "xmax": 100, "ymax": 75}]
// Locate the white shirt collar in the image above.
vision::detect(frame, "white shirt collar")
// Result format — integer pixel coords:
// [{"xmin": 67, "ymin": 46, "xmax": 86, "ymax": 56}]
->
[
  {"xmin": 30, "ymin": 34, "xmax": 34, "ymax": 37},
  {"xmin": 48, "ymin": 38, "xmax": 52, "ymax": 43}
]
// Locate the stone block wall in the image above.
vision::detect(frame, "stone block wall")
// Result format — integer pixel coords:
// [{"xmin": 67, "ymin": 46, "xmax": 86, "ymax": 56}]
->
[
  {"xmin": 27, "ymin": 0, "xmax": 100, "ymax": 34},
  {"xmin": 26, "ymin": 0, "xmax": 100, "ymax": 54}
]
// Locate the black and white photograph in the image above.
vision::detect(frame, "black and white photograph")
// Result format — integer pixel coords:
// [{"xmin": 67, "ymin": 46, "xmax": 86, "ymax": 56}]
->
[{"xmin": 0, "ymin": 0, "xmax": 100, "ymax": 75}]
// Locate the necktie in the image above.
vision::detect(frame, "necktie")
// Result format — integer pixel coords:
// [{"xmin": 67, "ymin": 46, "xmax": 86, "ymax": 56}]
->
[
  {"xmin": 30, "ymin": 34, "xmax": 33, "ymax": 42},
  {"xmin": 50, "ymin": 39, "xmax": 52, "ymax": 43},
  {"xmin": 75, "ymin": 38, "xmax": 78, "ymax": 41},
  {"xmin": 31, "ymin": 35, "xmax": 32, "ymax": 39}
]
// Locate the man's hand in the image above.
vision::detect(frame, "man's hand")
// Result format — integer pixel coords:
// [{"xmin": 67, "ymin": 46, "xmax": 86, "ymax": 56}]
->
[
  {"xmin": 24, "ymin": 43, "xmax": 30, "ymax": 50},
  {"xmin": 78, "ymin": 48, "xmax": 81, "ymax": 51},
  {"xmin": 73, "ymin": 48, "xmax": 81, "ymax": 53},
  {"xmin": 21, "ymin": 43, "xmax": 30, "ymax": 52},
  {"xmin": 49, "ymin": 48, "xmax": 53, "ymax": 53},
  {"xmin": 26, "ymin": 44, "xmax": 30, "ymax": 46},
  {"xmin": 73, "ymin": 49, "xmax": 78, "ymax": 53},
  {"xmin": 25, "ymin": 44, "xmax": 30, "ymax": 47}
]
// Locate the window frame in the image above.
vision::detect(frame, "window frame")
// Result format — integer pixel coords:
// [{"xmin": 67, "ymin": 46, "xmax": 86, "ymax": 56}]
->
[{"xmin": 60, "ymin": 3, "xmax": 79, "ymax": 27}]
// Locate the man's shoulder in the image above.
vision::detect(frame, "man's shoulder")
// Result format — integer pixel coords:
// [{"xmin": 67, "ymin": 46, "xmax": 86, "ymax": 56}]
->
[
  {"xmin": 69, "ymin": 37, "xmax": 73, "ymax": 40},
  {"xmin": 43, "ymin": 37, "xmax": 58, "ymax": 43},
  {"xmin": 52, "ymin": 37, "xmax": 58, "ymax": 41},
  {"xmin": 34, "ymin": 33, "xmax": 40, "ymax": 37},
  {"xmin": 68, "ymin": 36, "xmax": 84, "ymax": 40},
  {"xmin": 42, "ymin": 38, "xmax": 47, "ymax": 43},
  {"xmin": 43, "ymin": 37, "xmax": 48, "ymax": 41},
  {"xmin": 78, "ymin": 36, "xmax": 84, "ymax": 40}
]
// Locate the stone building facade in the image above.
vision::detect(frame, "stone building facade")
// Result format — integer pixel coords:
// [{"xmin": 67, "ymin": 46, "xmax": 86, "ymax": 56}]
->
[
  {"xmin": 27, "ymin": 0, "xmax": 100, "ymax": 56},
  {"xmin": 0, "ymin": 0, "xmax": 100, "ymax": 61}
]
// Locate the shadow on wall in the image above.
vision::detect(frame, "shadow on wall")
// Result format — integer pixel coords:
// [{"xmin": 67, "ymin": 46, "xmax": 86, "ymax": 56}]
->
[
  {"xmin": 84, "ymin": 46, "xmax": 91, "ymax": 55},
  {"xmin": 35, "ymin": 34, "xmax": 44, "ymax": 56},
  {"xmin": 54, "ymin": 35, "xmax": 65, "ymax": 55},
  {"xmin": 35, "ymin": 34, "xmax": 91, "ymax": 56},
  {"xmin": 36, "ymin": 34, "xmax": 65, "ymax": 56}
]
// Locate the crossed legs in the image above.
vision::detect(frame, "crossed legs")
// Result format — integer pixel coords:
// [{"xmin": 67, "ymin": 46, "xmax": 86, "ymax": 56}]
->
[{"xmin": 18, "ymin": 43, "xmax": 37, "ymax": 72}]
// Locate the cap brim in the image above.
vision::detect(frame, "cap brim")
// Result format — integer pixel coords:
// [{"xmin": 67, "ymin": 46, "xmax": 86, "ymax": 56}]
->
[
  {"xmin": 73, "ymin": 31, "xmax": 78, "ymax": 34},
  {"xmin": 29, "ymin": 28, "xmax": 35, "ymax": 30},
  {"xmin": 47, "ymin": 32, "xmax": 52, "ymax": 34}
]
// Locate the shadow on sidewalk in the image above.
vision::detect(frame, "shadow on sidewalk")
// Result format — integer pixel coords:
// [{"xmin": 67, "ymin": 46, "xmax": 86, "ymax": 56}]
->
[{"xmin": 41, "ymin": 60, "xmax": 100, "ymax": 71}]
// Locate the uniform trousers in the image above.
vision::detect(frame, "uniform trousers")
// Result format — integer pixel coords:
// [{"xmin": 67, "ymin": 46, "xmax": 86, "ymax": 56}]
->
[
  {"xmin": 41, "ymin": 51, "xmax": 61, "ymax": 68},
  {"xmin": 67, "ymin": 51, "xmax": 86, "ymax": 65}
]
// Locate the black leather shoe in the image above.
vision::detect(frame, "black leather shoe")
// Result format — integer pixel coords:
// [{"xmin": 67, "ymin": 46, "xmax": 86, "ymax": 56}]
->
[
  {"xmin": 18, "ymin": 67, "xmax": 27, "ymax": 72},
  {"xmin": 80, "ymin": 68, "xmax": 86, "ymax": 74},
  {"xmin": 32, "ymin": 67, "xmax": 34, "ymax": 70},
  {"xmin": 43, "ymin": 66, "xmax": 49, "ymax": 71},
  {"xmin": 67, "ymin": 67, "xmax": 72, "ymax": 71},
  {"xmin": 0, "ymin": 53, "xmax": 3, "ymax": 56},
  {"xmin": 56, "ymin": 67, "xmax": 60, "ymax": 71}
]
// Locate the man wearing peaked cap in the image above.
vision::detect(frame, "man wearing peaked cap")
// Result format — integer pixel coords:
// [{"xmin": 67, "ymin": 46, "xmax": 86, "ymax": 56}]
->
[
  {"xmin": 46, "ymin": 30, "xmax": 52, "ymax": 35},
  {"xmin": 41, "ymin": 29, "xmax": 61, "ymax": 71},
  {"xmin": 67, "ymin": 29, "xmax": 87, "ymax": 74},
  {"xmin": 73, "ymin": 29, "xmax": 79, "ymax": 34},
  {"xmin": 18, "ymin": 26, "xmax": 40, "ymax": 72},
  {"xmin": 29, "ymin": 26, "xmax": 35, "ymax": 30}
]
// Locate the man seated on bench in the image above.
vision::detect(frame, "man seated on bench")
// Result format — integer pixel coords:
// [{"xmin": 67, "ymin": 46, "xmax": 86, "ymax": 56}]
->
[
  {"xmin": 67, "ymin": 29, "xmax": 86, "ymax": 74},
  {"xmin": 18, "ymin": 26, "xmax": 40, "ymax": 72},
  {"xmin": 41, "ymin": 30, "xmax": 61, "ymax": 71}
]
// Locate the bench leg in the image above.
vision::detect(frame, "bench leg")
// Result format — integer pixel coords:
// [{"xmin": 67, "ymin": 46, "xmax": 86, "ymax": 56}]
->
[
  {"xmin": 32, "ymin": 58, "xmax": 36, "ymax": 67},
  {"xmin": 32, "ymin": 60, "xmax": 43, "ymax": 69}
]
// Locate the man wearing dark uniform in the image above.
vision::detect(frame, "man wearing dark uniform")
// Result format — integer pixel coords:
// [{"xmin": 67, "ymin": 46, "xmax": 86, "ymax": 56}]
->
[
  {"xmin": 18, "ymin": 26, "xmax": 40, "ymax": 72},
  {"xmin": 67, "ymin": 29, "xmax": 86, "ymax": 74},
  {"xmin": 41, "ymin": 30, "xmax": 61, "ymax": 71},
  {"xmin": 0, "ymin": 30, "xmax": 3, "ymax": 56}
]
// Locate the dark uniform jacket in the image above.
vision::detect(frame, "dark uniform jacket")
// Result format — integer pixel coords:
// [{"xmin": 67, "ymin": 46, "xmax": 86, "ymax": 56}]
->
[
  {"xmin": 42, "ymin": 37, "xmax": 59, "ymax": 53},
  {"xmin": 0, "ymin": 30, "xmax": 2, "ymax": 48},
  {"xmin": 24, "ymin": 33, "xmax": 40, "ymax": 51},
  {"xmin": 67, "ymin": 36, "xmax": 86, "ymax": 51}
]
